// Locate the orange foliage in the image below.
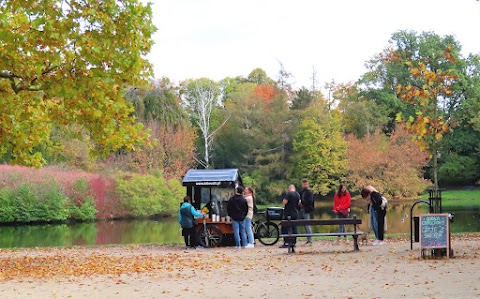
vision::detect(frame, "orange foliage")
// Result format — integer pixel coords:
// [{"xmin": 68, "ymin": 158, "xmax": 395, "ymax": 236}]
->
[
  {"xmin": 254, "ymin": 84, "xmax": 277, "ymax": 103},
  {"xmin": 345, "ymin": 125, "xmax": 430, "ymax": 197},
  {"xmin": 0, "ymin": 246, "xmax": 221, "ymax": 281}
]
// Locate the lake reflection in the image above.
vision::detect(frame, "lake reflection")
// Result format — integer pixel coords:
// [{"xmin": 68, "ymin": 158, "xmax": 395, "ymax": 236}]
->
[
  {"xmin": 0, "ymin": 201, "xmax": 478, "ymax": 248},
  {"xmin": 0, "ymin": 218, "xmax": 184, "ymax": 249}
]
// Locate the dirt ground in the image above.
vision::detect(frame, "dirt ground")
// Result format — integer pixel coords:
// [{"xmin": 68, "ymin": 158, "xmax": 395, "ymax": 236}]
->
[{"xmin": 0, "ymin": 235, "xmax": 479, "ymax": 299}]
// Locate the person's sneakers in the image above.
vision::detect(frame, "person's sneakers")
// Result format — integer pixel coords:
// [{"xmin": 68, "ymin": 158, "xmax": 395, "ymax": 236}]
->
[
  {"xmin": 279, "ymin": 243, "xmax": 289, "ymax": 248},
  {"xmin": 244, "ymin": 244, "xmax": 254, "ymax": 249},
  {"xmin": 372, "ymin": 240, "xmax": 380, "ymax": 246},
  {"xmin": 305, "ymin": 241, "xmax": 313, "ymax": 246},
  {"xmin": 377, "ymin": 241, "xmax": 385, "ymax": 246}
]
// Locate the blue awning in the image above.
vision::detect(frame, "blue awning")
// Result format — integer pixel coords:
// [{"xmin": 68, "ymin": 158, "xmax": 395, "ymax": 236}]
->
[{"xmin": 182, "ymin": 169, "xmax": 242, "ymax": 187}]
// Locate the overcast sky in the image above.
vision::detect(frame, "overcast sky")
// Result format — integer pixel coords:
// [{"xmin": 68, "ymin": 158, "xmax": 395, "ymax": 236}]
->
[{"xmin": 145, "ymin": 0, "xmax": 480, "ymax": 89}]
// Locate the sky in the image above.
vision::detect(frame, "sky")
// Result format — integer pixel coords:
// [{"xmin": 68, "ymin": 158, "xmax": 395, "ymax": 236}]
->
[{"xmin": 145, "ymin": 0, "xmax": 480, "ymax": 89}]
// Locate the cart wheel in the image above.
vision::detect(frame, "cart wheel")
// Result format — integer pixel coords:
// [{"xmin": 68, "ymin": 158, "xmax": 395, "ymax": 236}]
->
[
  {"xmin": 256, "ymin": 221, "xmax": 279, "ymax": 246},
  {"xmin": 198, "ymin": 224, "xmax": 223, "ymax": 248}
]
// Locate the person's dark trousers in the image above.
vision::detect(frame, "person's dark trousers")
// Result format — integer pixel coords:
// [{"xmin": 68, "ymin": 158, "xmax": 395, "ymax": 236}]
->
[
  {"xmin": 182, "ymin": 227, "xmax": 197, "ymax": 248},
  {"xmin": 281, "ymin": 224, "xmax": 298, "ymax": 245},
  {"xmin": 376, "ymin": 209, "xmax": 387, "ymax": 241}
]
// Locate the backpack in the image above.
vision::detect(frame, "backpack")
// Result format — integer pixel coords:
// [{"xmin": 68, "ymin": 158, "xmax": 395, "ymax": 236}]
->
[{"xmin": 380, "ymin": 196, "xmax": 388, "ymax": 210}]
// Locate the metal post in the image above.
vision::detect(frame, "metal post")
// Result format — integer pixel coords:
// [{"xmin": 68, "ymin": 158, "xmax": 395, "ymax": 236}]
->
[{"xmin": 410, "ymin": 200, "xmax": 431, "ymax": 250}]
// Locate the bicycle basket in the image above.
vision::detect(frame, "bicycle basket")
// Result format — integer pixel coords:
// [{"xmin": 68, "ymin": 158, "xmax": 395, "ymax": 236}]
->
[{"xmin": 266, "ymin": 207, "xmax": 284, "ymax": 221}]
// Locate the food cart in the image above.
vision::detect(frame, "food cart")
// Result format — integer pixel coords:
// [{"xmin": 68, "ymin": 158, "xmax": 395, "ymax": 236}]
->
[{"xmin": 182, "ymin": 168, "xmax": 242, "ymax": 247}]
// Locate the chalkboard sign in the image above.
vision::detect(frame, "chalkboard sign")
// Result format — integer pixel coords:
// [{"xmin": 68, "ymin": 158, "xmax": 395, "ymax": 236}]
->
[{"xmin": 420, "ymin": 214, "xmax": 450, "ymax": 255}]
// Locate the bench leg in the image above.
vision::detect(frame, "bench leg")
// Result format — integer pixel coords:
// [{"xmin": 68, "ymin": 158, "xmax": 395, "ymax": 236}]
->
[{"xmin": 353, "ymin": 235, "xmax": 359, "ymax": 251}]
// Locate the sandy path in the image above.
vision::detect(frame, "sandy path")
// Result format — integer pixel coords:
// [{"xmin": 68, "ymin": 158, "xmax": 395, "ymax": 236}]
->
[{"xmin": 0, "ymin": 236, "xmax": 478, "ymax": 299}]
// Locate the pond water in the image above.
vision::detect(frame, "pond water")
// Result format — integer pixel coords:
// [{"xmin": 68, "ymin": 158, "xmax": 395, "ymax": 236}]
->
[{"xmin": 0, "ymin": 201, "xmax": 478, "ymax": 248}]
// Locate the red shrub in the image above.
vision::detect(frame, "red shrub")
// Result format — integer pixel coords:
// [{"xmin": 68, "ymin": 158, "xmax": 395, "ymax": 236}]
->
[{"xmin": 0, "ymin": 165, "xmax": 124, "ymax": 219}]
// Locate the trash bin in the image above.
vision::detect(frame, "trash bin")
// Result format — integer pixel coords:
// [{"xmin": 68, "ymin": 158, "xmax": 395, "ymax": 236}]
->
[
  {"xmin": 266, "ymin": 207, "xmax": 284, "ymax": 221},
  {"xmin": 413, "ymin": 216, "xmax": 419, "ymax": 242}
]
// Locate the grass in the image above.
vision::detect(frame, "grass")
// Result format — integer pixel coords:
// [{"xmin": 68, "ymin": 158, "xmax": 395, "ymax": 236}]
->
[{"xmin": 420, "ymin": 189, "xmax": 480, "ymax": 208}]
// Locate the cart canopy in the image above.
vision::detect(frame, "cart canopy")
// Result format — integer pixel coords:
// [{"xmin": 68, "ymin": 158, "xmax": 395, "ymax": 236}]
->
[{"xmin": 182, "ymin": 169, "xmax": 242, "ymax": 187}]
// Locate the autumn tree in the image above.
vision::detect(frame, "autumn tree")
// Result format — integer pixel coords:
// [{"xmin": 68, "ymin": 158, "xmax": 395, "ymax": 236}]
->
[
  {"xmin": 394, "ymin": 46, "xmax": 459, "ymax": 189},
  {"xmin": 362, "ymin": 30, "xmax": 480, "ymax": 187},
  {"xmin": 0, "ymin": 0, "xmax": 155, "ymax": 166},
  {"xmin": 293, "ymin": 101, "xmax": 347, "ymax": 195},
  {"xmin": 345, "ymin": 125, "xmax": 430, "ymax": 197}
]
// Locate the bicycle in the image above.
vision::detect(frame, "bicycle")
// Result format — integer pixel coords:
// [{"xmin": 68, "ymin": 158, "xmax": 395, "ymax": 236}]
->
[{"xmin": 253, "ymin": 211, "xmax": 280, "ymax": 246}]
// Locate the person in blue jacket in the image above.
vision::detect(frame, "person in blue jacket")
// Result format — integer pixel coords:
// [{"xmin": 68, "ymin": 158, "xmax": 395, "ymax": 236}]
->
[{"xmin": 178, "ymin": 196, "xmax": 203, "ymax": 249}]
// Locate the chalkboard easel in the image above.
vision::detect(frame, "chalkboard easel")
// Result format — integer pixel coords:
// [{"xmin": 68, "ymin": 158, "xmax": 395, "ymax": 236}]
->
[{"xmin": 419, "ymin": 213, "xmax": 450, "ymax": 258}]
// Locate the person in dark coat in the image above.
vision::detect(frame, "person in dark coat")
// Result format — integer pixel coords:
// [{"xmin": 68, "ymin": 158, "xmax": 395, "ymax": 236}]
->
[
  {"xmin": 361, "ymin": 186, "xmax": 386, "ymax": 245},
  {"xmin": 299, "ymin": 179, "xmax": 314, "ymax": 245},
  {"xmin": 280, "ymin": 184, "xmax": 300, "ymax": 248},
  {"xmin": 227, "ymin": 186, "xmax": 248, "ymax": 248}
]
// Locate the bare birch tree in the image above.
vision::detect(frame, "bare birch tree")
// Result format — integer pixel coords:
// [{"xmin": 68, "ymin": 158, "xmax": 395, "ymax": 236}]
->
[{"xmin": 183, "ymin": 78, "xmax": 228, "ymax": 168}]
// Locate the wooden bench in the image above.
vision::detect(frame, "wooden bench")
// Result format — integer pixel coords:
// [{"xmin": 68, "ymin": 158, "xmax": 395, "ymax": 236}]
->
[{"xmin": 279, "ymin": 216, "xmax": 363, "ymax": 253}]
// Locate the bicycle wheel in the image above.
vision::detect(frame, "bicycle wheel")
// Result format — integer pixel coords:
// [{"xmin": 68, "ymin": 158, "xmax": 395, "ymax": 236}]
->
[
  {"xmin": 198, "ymin": 224, "xmax": 223, "ymax": 248},
  {"xmin": 256, "ymin": 221, "xmax": 279, "ymax": 246}
]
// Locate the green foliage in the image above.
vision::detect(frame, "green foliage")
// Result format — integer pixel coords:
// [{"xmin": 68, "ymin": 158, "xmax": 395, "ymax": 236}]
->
[
  {"xmin": 126, "ymin": 78, "xmax": 187, "ymax": 126},
  {"xmin": 293, "ymin": 106, "xmax": 347, "ymax": 195},
  {"xmin": 43, "ymin": 125, "xmax": 96, "ymax": 171},
  {"xmin": 438, "ymin": 155, "xmax": 479, "ymax": 185},
  {"xmin": 67, "ymin": 178, "xmax": 97, "ymax": 221},
  {"xmin": 247, "ymin": 68, "xmax": 274, "ymax": 85},
  {"xmin": 0, "ymin": 183, "xmax": 69, "ymax": 223},
  {"xmin": 0, "ymin": 188, "xmax": 15, "ymax": 222},
  {"xmin": 35, "ymin": 184, "xmax": 69, "ymax": 221},
  {"xmin": 69, "ymin": 196, "xmax": 97, "ymax": 221},
  {"xmin": 115, "ymin": 173, "xmax": 179, "ymax": 217},
  {"xmin": 291, "ymin": 87, "xmax": 315, "ymax": 110},
  {"xmin": 0, "ymin": 0, "xmax": 156, "ymax": 166}
]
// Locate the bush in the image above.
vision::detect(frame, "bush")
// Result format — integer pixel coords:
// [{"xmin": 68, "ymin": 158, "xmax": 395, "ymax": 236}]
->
[
  {"xmin": 0, "ymin": 188, "xmax": 15, "ymax": 222},
  {"xmin": 67, "ymin": 179, "xmax": 98, "ymax": 221},
  {"xmin": 0, "ymin": 182, "xmax": 69, "ymax": 223},
  {"xmin": 35, "ymin": 182, "xmax": 69, "ymax": 221},
  {"xmin": 116, "ymin": 173, "xmax": 179, "ymax": 217},
  {"xmin": 12, "ymin": 184, "xmax": 38, "ymax": 222},
  {"xmin": 69, "ymin": 196, "xmax": 97, "ymax": 221}
]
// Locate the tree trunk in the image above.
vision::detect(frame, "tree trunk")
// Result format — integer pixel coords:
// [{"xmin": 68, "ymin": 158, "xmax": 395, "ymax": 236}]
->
[{"xmin": 204, "ymin": 135, "xmax": 209, "ymax": 168}]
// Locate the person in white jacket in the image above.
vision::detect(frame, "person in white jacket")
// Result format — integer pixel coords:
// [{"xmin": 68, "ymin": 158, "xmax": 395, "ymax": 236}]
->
[{"xmin": 244, "ymin": 187, "xmax": 256, "ymax": 248}]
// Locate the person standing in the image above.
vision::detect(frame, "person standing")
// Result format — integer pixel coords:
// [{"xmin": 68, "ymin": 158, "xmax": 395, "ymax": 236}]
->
[
  {"xmin": 244, "ymin": 187, "xmax": 255, "ymax": 248},
  {"xmin": 178, "ymin": 196, "xmax": 203, "ymax": 249},
  {"xmin": 299, "ymin": 179, "xmax": 314, "ymax": 245},
  {"xmin": 280, "ymin": 184, "xmax": 301, "ymax": 248},
  {"xmin": 227, "ymin": 186, "xmax": 249, "ymax": 248},
  {"xmin": 361, "ymin": 186, "xmax": 386, "ymax": 245},
  {"xmin": 333, "ymin": 184, "xmax": 351, "ymax": 242}
]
